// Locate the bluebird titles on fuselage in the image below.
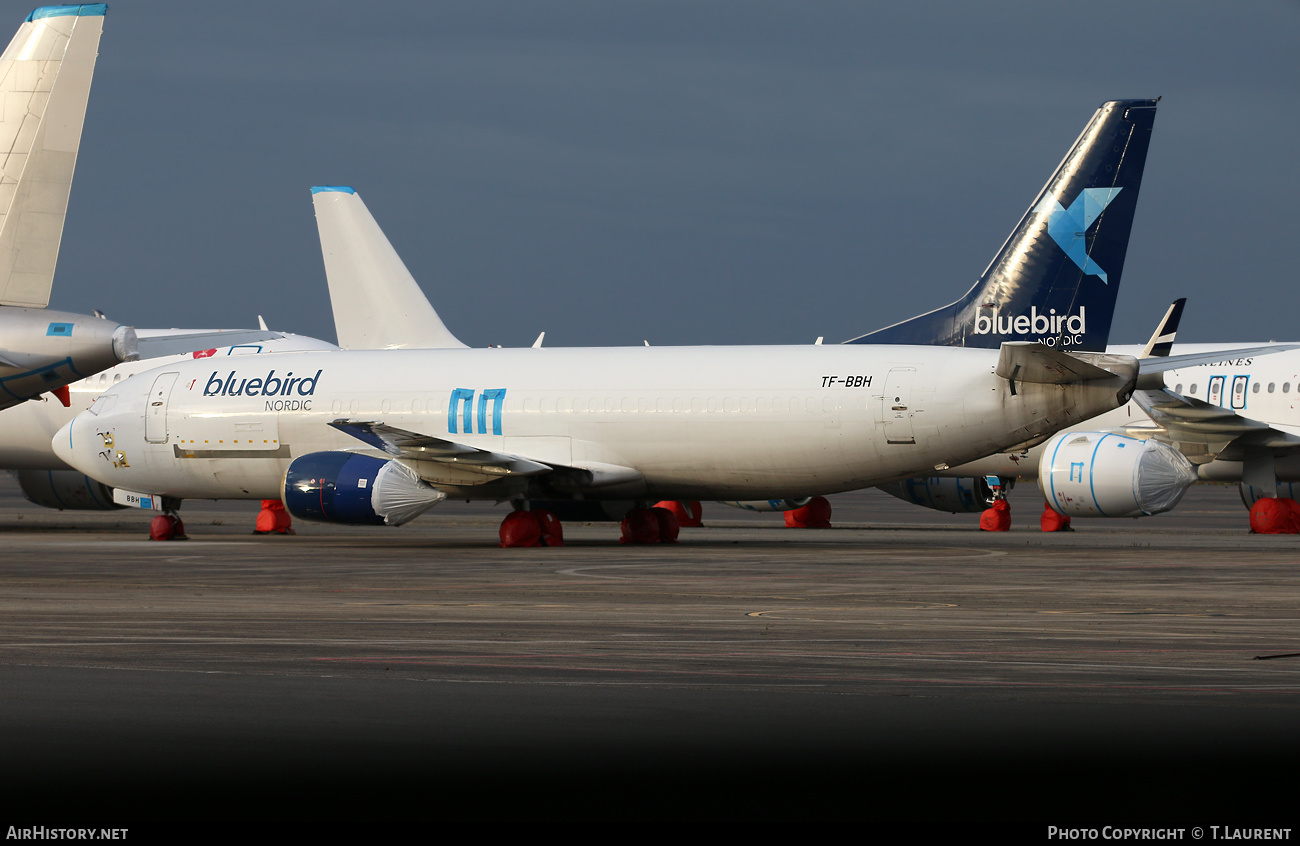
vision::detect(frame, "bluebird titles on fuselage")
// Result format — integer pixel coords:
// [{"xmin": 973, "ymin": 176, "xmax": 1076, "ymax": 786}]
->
[{"xmin": 203, "ymin": 369, "xmax": 322, "ymax": 397}]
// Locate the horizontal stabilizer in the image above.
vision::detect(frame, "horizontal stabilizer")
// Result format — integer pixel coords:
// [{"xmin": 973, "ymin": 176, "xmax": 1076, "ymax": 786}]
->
[
  {"xmin": 311, "ymin": 187, "xmax": 467, "ymax": 350},
  {"xmin": 996, "ymin": 342, "xmax": 1131, "ymax": 384}
]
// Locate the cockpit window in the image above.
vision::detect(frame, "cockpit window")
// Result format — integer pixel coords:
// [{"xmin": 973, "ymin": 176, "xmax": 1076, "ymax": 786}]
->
[{"xmin": 85, "ymin": 394, "xmax": 117, "ymax": 416}]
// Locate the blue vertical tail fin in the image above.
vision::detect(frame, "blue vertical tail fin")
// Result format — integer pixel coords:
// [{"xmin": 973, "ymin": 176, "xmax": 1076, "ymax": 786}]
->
[{"xmin": 847, "ymin": 98, "xmax": 1159, "ymax": 351}]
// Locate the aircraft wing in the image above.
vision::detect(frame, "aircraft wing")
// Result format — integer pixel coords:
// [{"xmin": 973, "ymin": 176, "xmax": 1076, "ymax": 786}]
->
[
  {"xmin": 996, "ymin": 342, "xmax": 1127, "ymax": 383},
  {"xmin": 1132, "ymin": 390, "xmax": 1300, "ymax": 462},
  {"xmin": 329, "ymin": 420, "xmax": 552, "ymax": 481},
  {"xmin": 328, "ymin": 419, "xmax": 648, "ymax": 494},
  {"xmin": 1136, "ymin": 344, "xmax": 1300, "ymax": 375},
  {"xmin": 135, "ymin": 330, "xmax": 292, "ymax": 359}
]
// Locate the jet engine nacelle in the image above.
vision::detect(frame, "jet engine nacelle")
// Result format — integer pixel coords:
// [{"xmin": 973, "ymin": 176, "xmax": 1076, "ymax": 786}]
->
[
  {"xmin": 1238, "ymin": 482, "xmax": 1300, "ymax": 510},
  {"xmin": 0, "ymin": 308, "xmax": 138, "ymax": 411},
  {"xmin": 718, "ymin": 498, "xmax": 812, "ymax": 512},
  {"xmin": 876, "ymin": 477, "xmax": 995, "ymax": 513},
  {"xmin": 283, "ymin": 452, "xmax": 446, "ymax": 526},
  {"xmin": 14, "ymin": 469, "xmax": 123, "ymax": 511},
  {"xmin": 1038, "ymin": 431, "xmax": 1197, "ymax": 518}
]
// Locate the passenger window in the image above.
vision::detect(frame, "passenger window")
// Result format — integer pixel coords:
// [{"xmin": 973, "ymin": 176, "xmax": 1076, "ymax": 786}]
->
[
  {"xmin": 1269, "ymin": 383, "xmax": 1276, "ymax": 393},
  {"xmin": 1253, "ymin": 383, "xmax": 1261, "ymax": 394}
]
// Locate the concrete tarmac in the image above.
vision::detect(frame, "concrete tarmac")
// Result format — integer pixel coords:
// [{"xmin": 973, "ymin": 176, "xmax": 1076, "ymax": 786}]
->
[{"xmin": 1, "ymin": 475, "xmax": 1297, "ymax": 824}]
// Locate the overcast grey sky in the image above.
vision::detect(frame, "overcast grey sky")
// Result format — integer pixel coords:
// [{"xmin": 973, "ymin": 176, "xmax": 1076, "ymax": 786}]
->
[{"xmin": 39, "ymin": 1, "xmax": 1300, "ymax": 348}]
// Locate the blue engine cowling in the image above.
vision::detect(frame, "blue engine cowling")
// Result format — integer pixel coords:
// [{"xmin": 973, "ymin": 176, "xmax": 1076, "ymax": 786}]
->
[
  {"xmin": 283, "ymin": 451, "xmax": 447, "ymax": 526},
  {"xmin": 283, "ymin": 452, "xmax": 391, "ymax": 525},
  {"xmin": 1239, "ymin": 482, "xmax": 1300, "ymax": 510},
  {"xmin": 876, "ymin": 477, "xmax": 994, "ymax": 513},
  {"xmin": 718, "ymin": 498, "xmax": 812, "ymax": 513},
  {"xmin": 15, "ymin": 469, "xmax": 124, "ymax": 511}
]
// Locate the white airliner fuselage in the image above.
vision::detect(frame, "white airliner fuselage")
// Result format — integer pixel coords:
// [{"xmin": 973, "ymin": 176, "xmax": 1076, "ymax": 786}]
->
[{"xmin": 54, "ymin": 344, "xmax": 1136, "ymax": 504}]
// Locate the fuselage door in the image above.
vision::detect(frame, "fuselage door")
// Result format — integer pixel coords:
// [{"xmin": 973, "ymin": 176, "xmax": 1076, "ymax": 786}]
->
[
  {"xmin": 1231, "ymin": 375, "xmax": 1248, "ymax": 410},
  {"xmin": 144, "ymin": 371, "xmax": 179, "ymax": 444},
  {"xmin": 1207, "ymin": 375, "xmax": 1225, "ymax": 407},
  {"xmin": 881, "ymin": 367, "xmax": 917, "ymax": 444}
]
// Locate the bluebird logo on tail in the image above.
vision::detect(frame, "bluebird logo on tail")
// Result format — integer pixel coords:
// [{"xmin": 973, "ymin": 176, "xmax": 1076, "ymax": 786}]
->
[
  {"xmin": 844, "ymin": 98, "xmax": 1157, "ymax": 351},
  {"xmin": 1035, "ymin": 187, "xmax": 1123, "ymax": 284}
]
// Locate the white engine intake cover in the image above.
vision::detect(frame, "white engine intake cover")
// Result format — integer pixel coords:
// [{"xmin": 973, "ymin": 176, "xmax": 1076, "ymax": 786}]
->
[{"xmin": 1038, "ymin": 432, "xmax": 1197, "ymax": 518}]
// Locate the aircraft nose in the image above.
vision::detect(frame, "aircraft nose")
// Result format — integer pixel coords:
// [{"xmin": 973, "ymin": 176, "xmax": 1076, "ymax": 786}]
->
[{"xmin": 52, "ymin": 418, "xmax": 82, "ymax": 471}]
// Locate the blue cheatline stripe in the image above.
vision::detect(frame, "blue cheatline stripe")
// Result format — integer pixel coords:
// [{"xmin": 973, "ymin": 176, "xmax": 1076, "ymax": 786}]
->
[
  {"xmin": 310, "ymin": 186, "xmax": 355, "ymax": 195},
  {"xmin": 1087, "ymin": 434, "xmax": 1111, "ymax": 516},
  {"xmin": 1047, "ymin": 433, "xmax": 1067, "ymax": 510},
  {"xmin": 27, "ymin": 5, "xmax": 107, "ymax": 22}
]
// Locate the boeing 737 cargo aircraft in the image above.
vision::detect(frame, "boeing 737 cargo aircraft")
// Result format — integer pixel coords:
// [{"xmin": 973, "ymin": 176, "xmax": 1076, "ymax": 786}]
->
[{"xmin": 52, "ymin": 99, "xmax": 1195, "ymax": 539}]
